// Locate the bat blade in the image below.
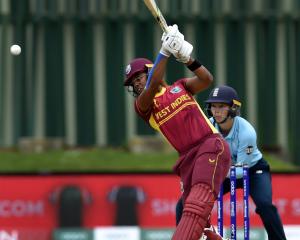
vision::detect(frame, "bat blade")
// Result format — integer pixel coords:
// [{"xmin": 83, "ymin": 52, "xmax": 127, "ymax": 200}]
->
[{"xmin": 143, "ymin": 0, "xmax": 168, "ymax": 32}]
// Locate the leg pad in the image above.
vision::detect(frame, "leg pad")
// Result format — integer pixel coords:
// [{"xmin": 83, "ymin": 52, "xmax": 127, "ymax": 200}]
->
[{"xmin": 172, "ymin": 183, "xmax": 215, "ymax": 240}]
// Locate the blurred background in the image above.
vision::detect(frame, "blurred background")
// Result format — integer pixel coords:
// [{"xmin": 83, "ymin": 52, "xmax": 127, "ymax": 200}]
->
[{"xmin": 0, "ymin": 0, "xmax": 300, "ymax": 239}]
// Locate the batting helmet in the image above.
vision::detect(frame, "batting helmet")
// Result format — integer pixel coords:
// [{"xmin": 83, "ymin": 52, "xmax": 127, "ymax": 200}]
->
[
  {"xmin": 124, "ymin": 58, "xmax": 153, "ymax": 86},
  {"xmin": 205, "ymin": 85, "xmax": 242, "ymax": 118}
]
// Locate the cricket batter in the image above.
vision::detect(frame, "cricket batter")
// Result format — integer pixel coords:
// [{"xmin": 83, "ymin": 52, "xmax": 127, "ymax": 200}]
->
[
  {"xmin": 123, "ymin": 24, "xmax": 231, "ymax": 240},
  {"xmin": 176, "ymin": 85, "xmax": 287, "ymax": 240}
]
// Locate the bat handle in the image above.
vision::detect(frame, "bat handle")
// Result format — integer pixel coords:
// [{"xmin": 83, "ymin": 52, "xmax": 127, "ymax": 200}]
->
[{"xmin": 162, "ymin": 25, "xmax": 168, "ymax": 33}]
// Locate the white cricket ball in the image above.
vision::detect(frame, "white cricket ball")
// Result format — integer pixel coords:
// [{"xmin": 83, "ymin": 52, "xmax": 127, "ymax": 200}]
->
[{"xmin": 10, "ymin": 44, "xmax": 21, "ymax": 55}]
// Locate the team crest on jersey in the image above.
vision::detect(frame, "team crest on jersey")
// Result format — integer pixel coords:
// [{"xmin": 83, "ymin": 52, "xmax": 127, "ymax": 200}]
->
[
  {"xmin": 170, "ymin": 86, "xmax": 182, "ymax": 94},
  {"xmin": 125, "ymin": 64, "xmax": 131, "ymax": 75},
  {"xmin": 246, "ymin": 146, "xmax": 253, "ymax": 155}
]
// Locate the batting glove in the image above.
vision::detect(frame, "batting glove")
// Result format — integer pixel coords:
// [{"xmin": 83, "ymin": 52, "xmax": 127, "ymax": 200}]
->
[
  {"xmin": 161, "ymin": 24, "xmax": 181, "ymax": 41},
  {"xmin": 160, "ymin": 24, "xmax": 184, "ymax": 57},
  {"xmin": 160, "ymin": 25, "xmax": 176, "ymax": 57},
  {"xmin": 175, "ymin": 40, "xmax": 193, "ymax": 63},
  {"xmin": 159, "ymin": 45, "xmax": 171, "ymax": 57}
]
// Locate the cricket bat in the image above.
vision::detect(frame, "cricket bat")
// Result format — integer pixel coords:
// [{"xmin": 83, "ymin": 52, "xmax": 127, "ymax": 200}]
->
[{"xmin": 143, "ymin": 0, "xmax": 169, "ymax": 33}]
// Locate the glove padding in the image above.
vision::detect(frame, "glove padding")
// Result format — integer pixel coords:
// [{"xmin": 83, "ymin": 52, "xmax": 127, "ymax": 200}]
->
[
  {"xmin": 160, "ymin": 24, "xmax": 184, "ymax": 57},
  {"xmin": 175, "ymin": 40, "xmax": 193, "ymax": 63},
  {"xmin": 161, "ymin": 25, "xmax": 177, "ymax": 42}
]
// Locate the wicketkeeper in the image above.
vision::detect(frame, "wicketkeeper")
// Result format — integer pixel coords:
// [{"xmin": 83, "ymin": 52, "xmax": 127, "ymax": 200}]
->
[{"xmin": 176, "ymin": 85, "xmax": 287, "ymax": 240}]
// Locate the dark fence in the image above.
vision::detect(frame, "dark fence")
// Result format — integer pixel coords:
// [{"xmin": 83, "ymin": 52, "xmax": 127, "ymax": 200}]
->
[{"xmin": 0, "ymin": 0, "xmax": 299, "ymax": 164}]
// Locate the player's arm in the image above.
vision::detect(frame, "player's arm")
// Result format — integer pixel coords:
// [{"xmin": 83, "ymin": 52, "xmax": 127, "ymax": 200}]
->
[
  {"xmin": 137, "ymin": 57, "xmax": 168, "ymax": 112},
  {"xmin": 170, "ymin": 35, "xmax": 213, "ymax": 95},
  {"xmin": 136, "ymin": 25, "xmax": 184, "ymax": 113},
  {"xmin": 184, "ymin": 58, "xmax": 213, "ymax": 95}
]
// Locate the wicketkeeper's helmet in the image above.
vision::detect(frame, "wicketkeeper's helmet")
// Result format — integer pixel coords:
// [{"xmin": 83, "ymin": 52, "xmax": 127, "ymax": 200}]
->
[{"xmin": 205, "ymin": 85, "xmax": 242, "ymax": 117}]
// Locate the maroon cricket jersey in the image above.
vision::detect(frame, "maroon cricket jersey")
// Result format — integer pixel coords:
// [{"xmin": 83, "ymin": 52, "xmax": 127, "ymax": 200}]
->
[{"xmin": 135, "ymin": 79, "xmax": 217, "ymax": 154}]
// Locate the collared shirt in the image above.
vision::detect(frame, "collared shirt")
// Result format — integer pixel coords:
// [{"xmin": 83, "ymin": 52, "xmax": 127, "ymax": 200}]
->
[
  {"xmin": 135, "ymin": 78, "xmax": 217, "ymax": 153},
  {"xmin": 210, "ymin": 116, "xmax": 262, "ymax": 178}
]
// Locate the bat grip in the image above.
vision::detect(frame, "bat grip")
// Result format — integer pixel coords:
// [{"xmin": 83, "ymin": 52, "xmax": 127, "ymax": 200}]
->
[
  {"xmin": 145, "ymin": 53, "xmax": 165, "ymax": 89},
  {"xmin": 162, "ymin": 25, "xmax": 168, "ymax": 33}
]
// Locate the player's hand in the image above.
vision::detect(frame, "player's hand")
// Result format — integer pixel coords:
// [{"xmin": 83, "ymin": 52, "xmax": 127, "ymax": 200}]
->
[
  {"xmin": 159, "ymin": 44, "xmax": 171, "ymax": 57},
  {"xmin": 160, "ymin": 24, "xmax": 184, "ymax": 57},
  {"xmin": 160, "ymin": 25, "xmax": 175, "ymax": 57},
  {"xmin": 161, "ymin": 24, "xmax": 182, "ymax": 42},
  {"xmin": 175, "ymin": 40, "xmax": 193, "ymax": 63}
]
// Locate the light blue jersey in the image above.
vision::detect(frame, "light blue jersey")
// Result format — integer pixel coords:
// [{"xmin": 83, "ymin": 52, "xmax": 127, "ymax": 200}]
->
[{"xmin": 210, "ymin": 116, "xmax": 262, "ymax": 178}]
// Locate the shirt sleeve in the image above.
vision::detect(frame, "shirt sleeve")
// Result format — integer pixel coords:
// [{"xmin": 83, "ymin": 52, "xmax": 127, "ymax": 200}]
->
[
  {"xmin": 176, "ymin": 78, "xmax": 193, "ymax": 94},
  {"xmin": 235, "ymin": 124, "xmax": 258, "ymax": 178},
  {"xmin": 134, "ymin": 99, "xmax": 152, "ymax": 122}
]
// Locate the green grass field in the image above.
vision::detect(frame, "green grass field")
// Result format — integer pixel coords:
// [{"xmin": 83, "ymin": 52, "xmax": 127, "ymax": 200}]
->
[{"xmin": 0, "ymin": 148, "xmax": 298, "ymax": 173}]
